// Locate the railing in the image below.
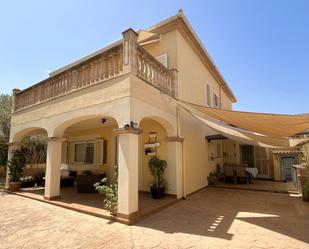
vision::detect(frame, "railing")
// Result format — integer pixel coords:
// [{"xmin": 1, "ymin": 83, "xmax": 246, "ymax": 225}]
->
[
  {"xmin": 14, "ymin": 44, "xmax": 123, "ymax": 111},
  {"xmin": 13, "ymin": 29, "xmax": 177, "ymax": 112},
  {"xmin": 137, "ymin": 46, "xmax": 177, "ymax": 98}
]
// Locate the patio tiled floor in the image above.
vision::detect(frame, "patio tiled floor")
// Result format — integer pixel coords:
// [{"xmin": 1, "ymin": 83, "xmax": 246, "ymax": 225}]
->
[
  {"xmin": 213, "ymin": 179, "xmax": 299, "ymax": 194},
  {"xmin": 11, "ymin": 187, "xmax": 178, "ymax": 223},
  {"xmin": 0, "ymin": 187, "xmax": 308, "ymax": 249}
]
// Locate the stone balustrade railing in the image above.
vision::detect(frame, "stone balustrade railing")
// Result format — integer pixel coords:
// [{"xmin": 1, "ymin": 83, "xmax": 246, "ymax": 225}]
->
[
  {"xmin": 13, "ymin": 29, "xmax": 177, "ymax": 112},
  {"xmin": 14, "ymin": 44, "xmax": 123, "ymax": 112},
  {"xmin": 137, "ymin": 46, "xmax": 177, "ymax": 98}
]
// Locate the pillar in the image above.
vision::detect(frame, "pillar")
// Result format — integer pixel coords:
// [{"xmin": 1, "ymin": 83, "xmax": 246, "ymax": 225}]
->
[
  {"xmin": 166, "ymin": 136, "xmax": 184, "ymax": 199},
  {"xmin": 5, "ymin": 142, "xmax": 21, "ymax": 189},
  {"xmin": 44, "ymin": 137, "xmax": 63, "ymax": 200},
  {"xmin": 114, "ymin": 127, "xmax": 142, "ymax": 219},
  {"xmin": 122, "ymin": 28, "xmax": 138, "ymax": 75}
]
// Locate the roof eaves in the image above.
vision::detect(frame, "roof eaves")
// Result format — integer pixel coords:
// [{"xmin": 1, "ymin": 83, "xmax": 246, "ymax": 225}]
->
[{"xmin": 147, "ymin": 10, "xmax": 237, "ymax": 103}]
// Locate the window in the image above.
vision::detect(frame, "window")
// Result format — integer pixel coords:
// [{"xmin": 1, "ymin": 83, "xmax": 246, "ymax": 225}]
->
[
  {"xmin": 74, "ymin": 142, "xmax": 94, "ymax": 164},
  {"xmin": 213, "ymin": 93, "xmax": 220, "ymax": 108},
  {"xmin": 85, "ymin": 143, "xmax": 94, "ymax": 164},
  {"xmin": 206, "ymin": 84, "xmax": 211, "ymax": 106}
]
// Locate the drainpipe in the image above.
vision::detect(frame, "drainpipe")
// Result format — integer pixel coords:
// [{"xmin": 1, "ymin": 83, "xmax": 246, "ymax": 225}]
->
[{"xmin": 176, "ymin": 106, "xmax": 186, "ymax": 199}]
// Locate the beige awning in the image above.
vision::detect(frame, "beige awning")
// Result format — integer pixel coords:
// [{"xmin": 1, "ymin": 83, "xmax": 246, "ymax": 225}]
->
[
  {"xmin": 178, "ymin": 100, "xmax": 309, "ymax": 138},
  {"xmin": 174, "ymin": 99, "xmax": 309, "ymax": 148}
]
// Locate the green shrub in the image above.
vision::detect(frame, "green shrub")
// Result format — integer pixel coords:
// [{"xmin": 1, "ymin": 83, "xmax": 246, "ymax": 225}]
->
[
  {"xmin": 94, "ymin": 166, "xmax": 118, "ymax": 215},
  {"xmin": 148, "ymin": 156, "xmax": 167, "ymax": 188},
  {"xmin": 7, "ymin": 149, "xmax": 26, "ymax": 182}
]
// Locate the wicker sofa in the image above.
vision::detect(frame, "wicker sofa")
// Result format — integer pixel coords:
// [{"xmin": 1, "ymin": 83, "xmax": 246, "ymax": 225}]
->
[{"xmin": 76, "ymin": 173, "xmax": 106, "ymax": 193}]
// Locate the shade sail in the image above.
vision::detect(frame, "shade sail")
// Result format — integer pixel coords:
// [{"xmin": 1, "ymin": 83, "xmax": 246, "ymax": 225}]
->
[
  {"xmin": 179, "ymin": 100, "xmax": 309, "ymax": 138},
  {"xmin": 174, "ymin": 99, "xmax": 309, "ymax": 148}
]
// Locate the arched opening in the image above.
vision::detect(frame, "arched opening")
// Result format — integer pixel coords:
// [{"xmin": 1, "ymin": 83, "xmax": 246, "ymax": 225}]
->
[
  {"xmin": 60, "ymin": 116, "xmax": 118, "ymax": 180},
  {"xmin": 8, "ymin": 128, "xmax": 48, "ymax": 190},
  {"xmin": 45, "ymin": 115, "xmax": 120, "ymax": 207},
  {"xmin": 12, "ymin": 127, "xmax": 47, "ymax": 143},
  {"xmin": 139, "ymin": 117, "xmax": 175, "ymax": 195}
]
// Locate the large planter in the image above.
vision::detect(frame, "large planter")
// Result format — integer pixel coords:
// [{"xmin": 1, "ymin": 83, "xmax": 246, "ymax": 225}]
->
[
  {"xmin": 21, "ymin": 180, "xmax": 36, "ymax": 188},
  {"xmin": 110, "ymin": 203, "xmax": 118, "ymax": 216},
  {"xmin": 150, "ymin": 185, "xmax": 165, "ymax": 199},
  {"xmin": 9, "ymin": 182, "xmax": 22, "ymax": 192}
]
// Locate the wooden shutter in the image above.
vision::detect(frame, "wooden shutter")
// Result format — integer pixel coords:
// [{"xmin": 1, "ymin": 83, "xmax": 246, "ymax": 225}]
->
[
  {"xmin": 255, "ymin": 146, "xmax": 270, "ymax": 178},
  {"xmin": 68, "ymin": 142, "xmax": 74, "ymax": 164},
  {"xmin": 61, "ymin": 141, "xmax": 68, "ymax": 164},
  {"xmin": 94, "ymin": 139, "xmax": 104, "ymax": 165}
]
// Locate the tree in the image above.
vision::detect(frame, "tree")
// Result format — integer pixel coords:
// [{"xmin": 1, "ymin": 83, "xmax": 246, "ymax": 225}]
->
[{"xmin": 0, "ymin": 94, "xmax": 12, "ymax": 165}]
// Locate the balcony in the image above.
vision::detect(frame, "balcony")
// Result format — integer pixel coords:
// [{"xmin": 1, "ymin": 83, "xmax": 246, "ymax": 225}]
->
[{"xmin": 13, "ymin": 29, "xmax": 177, "ymax": 112}]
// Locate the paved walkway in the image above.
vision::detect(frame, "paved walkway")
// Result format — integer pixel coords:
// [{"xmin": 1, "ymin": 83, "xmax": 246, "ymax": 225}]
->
[
  {"xmin": 213, "ymin": 179, "xmax": 298, "ymax": 194},
  {"xmin": 1, "ymin": 188, "xmax": 309, "ymax": 249}
]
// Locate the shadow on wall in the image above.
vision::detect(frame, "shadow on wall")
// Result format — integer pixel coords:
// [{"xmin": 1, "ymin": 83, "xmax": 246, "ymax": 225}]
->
[{"xmin": 134, "ymin": 188, "xmax": 309, "ymax": 244}]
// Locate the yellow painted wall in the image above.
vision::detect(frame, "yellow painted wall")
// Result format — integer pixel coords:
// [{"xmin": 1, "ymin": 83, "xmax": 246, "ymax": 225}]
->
[
  {"xmin": 139, "ymin": 118, "xmax": 169, "ymax": 192},
  {"xmin": 142, "ymin": 26, "xmax": 235, "ymax": 195},
  {"xmin": 142, "ymin": 30, "xmax": 178, "ymax": 69},
  {"xmin": 208, "ymin": 140, "xmax": 224, "ymax": 172}
]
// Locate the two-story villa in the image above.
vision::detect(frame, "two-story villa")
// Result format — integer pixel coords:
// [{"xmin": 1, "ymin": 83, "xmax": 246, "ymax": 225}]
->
[{"xmin": 6, "ymin": 10, "xmax": 244, "ymax": 222}]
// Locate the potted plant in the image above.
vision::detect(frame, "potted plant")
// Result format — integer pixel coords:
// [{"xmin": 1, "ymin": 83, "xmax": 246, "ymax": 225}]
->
[
  {"xmin": 94, "ymin": 166, "xmax": 118, "ymax": 215},
  {"xmin": 148, "ymin": 156, "xmax": 167, "ymax": 199},
  {"xmin": 6, "ymin": 149, "xmax": 26, "ymax": 192},
  {"xmin": 207, "ymin": 170, "xmax": 218, "ymax": 185},
  {"xmin": 20, "ymin": 176, "xmax": 36, "ymax": 188}
]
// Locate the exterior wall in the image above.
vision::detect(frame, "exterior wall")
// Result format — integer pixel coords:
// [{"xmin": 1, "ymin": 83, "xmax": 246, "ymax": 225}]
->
[
  {"xmin": 142, "ymin": 28, "xmax": 235, "ymax": 195},
  {"xmin": 179, "ymin": 110, "xmax": 210, "ymax": 194},
  {"xmin": 139, "ymin": 119, "xmax": 170, "ymax": 193},
  {"xmin": 10, "ymin": 74, "xmax": 132, "ymax": 142},
  {"xmin": 207, "ymin": 140, "xmax": 224, "ymax": 172},
  {"xmin": 142, "ymin": 30, "xmax": 178, "ymax": 69},
  {"xmin": 131, "ymin": 75, "xmax": 179, "ymax": 195},
  {"xmin": 175, "ymin": 30, "xmax": 232, "ymax": 110}
]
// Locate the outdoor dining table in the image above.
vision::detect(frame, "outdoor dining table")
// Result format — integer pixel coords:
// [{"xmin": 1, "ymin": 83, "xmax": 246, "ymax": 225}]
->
[{"xmin": 245, "ymin": 167, "xmax": 258, "ymax": 178}]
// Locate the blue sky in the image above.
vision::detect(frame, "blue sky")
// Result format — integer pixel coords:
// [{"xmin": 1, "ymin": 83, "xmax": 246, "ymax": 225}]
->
[{"xmin": 0, "ymin": 0, "xmax": 308, "ymax": 114}]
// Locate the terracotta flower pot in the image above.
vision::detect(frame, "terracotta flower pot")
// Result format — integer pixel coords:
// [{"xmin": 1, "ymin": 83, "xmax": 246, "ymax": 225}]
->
[
  {"xmin": 110, "ymin": 203, "xmax": 118, "ymax": 216},
  {"xmin": 9, "ymin": 182, "xmax": 22, "ymax": 192}
]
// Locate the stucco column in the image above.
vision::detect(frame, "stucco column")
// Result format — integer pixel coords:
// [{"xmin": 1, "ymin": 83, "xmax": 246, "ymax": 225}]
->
[
  {"xmin": 166, "ymin": 136, "xmax": 184, "ymax": 199},
  {"xmin": 5, "ymin": 142, "xmax": 21, "ymax": 189},
  {"xmin": 44, "ymin": 137, "xmax": 64, "ymax": 200},
  {"xmin": 114, "ymin": 127, "xmax": 142, "ymax": 219},
  {"xmin": 122, "ymin": 28, "xmax": 138, "ymax": 75}
]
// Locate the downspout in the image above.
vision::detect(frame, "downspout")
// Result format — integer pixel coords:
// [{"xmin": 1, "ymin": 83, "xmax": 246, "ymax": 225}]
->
[{"xmin": 176, "ymin": 106, "xmax": 186, "ymax": 199}]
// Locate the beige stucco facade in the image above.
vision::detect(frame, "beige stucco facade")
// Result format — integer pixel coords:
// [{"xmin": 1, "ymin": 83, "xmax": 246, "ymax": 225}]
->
[{"xmin": 7, "ymin": 12, "xmax": 241, "ymax": 219}]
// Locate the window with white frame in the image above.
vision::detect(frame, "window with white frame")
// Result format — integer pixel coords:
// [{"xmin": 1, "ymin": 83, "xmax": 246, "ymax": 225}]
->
[
  {"xmin": 206, "ymin": 84, "xmax": 211, "ymax": 106},
  {"xmin": 74, "ymin": 142, "xmax": 94, "ymax": 164}
]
